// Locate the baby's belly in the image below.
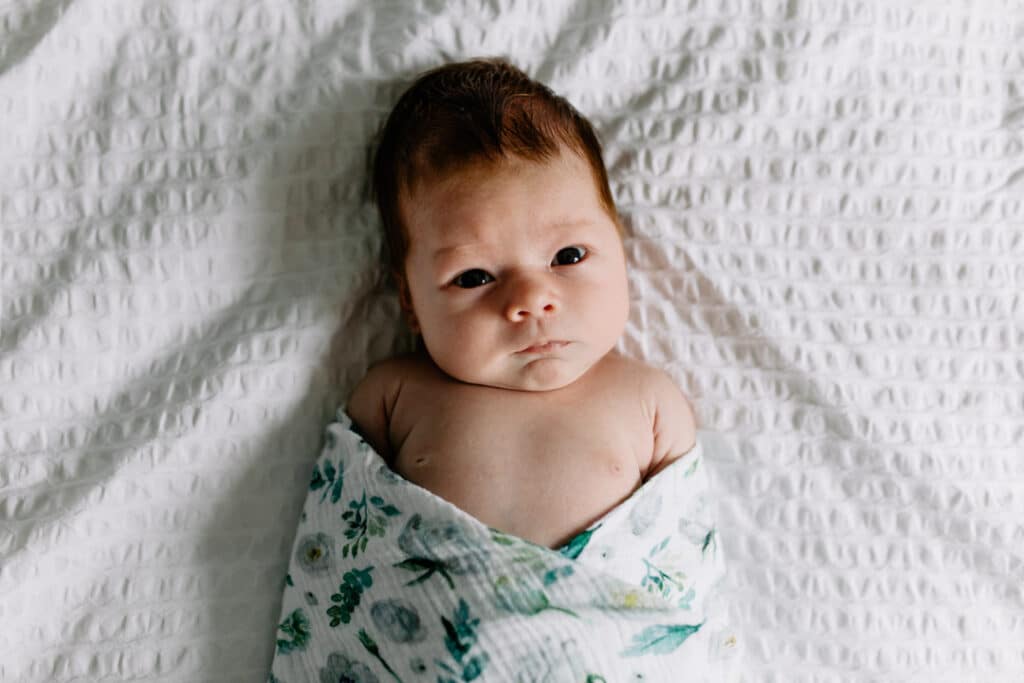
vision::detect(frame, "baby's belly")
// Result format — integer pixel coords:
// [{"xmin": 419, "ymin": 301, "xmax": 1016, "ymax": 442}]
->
[{"xmin": 395, "ymin": 445, "xmax": 642, "ymax": 549}]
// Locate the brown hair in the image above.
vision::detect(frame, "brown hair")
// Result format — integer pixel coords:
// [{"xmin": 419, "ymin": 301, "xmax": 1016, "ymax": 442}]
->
[{"xmin": 371, "ymin": 57, "xmax": 618, "ymax": 281}]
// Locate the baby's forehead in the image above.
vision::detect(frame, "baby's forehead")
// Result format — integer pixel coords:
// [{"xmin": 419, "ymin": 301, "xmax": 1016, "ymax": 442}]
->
[
  {"xmin": 398, "ymin": 147, "xmax": 620, "ymax": 253},
  {"xmin": 407, "ymin": 154, "xmax": 530, "ymax": 195},
  {"xmin": 405, "ymin": 150, "xmax": 598, "ymax": 207}
]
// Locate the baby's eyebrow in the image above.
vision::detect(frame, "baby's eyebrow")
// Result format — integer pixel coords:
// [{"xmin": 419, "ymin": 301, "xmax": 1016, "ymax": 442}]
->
[
  {"xmin": 544, "ymin": 217, "xmax": 597, "ymax": 233},
  {"xmin": 432, "ymin": 243, "xmax": 486, "ymax": 264},
  {"xmin": 431, "ymin": 218, "xmax": 598, "ymax": 266}
]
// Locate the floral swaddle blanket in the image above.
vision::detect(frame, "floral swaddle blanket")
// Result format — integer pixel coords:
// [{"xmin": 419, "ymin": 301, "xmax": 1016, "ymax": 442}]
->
[{"xmin": 269, "ymin": 408, "xmax": 738, "ymax": 682}]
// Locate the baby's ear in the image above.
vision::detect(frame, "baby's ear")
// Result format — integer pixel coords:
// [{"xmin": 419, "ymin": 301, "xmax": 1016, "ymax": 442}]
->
[{"xmin": 393, "ymin": 270, "xmax": 420, "ymax": 333}]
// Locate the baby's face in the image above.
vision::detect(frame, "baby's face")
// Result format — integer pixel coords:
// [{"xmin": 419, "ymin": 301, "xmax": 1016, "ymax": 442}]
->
[{"xmin": 398, "ymin": 147, "xmax": 629, "ymax": 392}]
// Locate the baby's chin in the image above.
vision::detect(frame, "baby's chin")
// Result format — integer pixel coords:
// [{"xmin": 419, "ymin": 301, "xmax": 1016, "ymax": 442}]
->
[{"xmin": 449, "ymin": 357, "xmax": 592, "ymax": 393}]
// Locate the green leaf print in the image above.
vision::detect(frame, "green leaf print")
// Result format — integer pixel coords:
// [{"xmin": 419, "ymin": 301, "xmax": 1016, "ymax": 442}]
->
[
  {"xmin": 640, "ymin": 557, "xmax": 686, "ymax": 598},
  {"xmin": 341, "ymin": 490, "xmax": 401, "ymax": 557},
  {"xmin": 684, "ymin": 457, "xmax": 700, "ymax": 477},
  {"xmin": 488, "ymin": 529, "xmax": 578, "ymax": 602},
  {"xmin": 491, "ymin": 530, "xmax": 574, "ymax": 579},
  {"xmin": 393, "ymin": 556, "xmax": 455, "ymax": 589},
  {"xmin": 310, "ymin": 458, "xmax": 344, "ymax": 504},
  {"xmin": 491, "ymin": 532, "xmax": 516, "ymax": 546},
  {"xmin": 493, "ymin": 575, "xmax": 577, "ymax": 618},
  {"xmin": 275, "ymin": 608, "xmax": 311, "ymax": 654},
  {"xmin": 620, "ymin": 623, "xmax": 703, "ymax": 657},
  {"xmin": 461, "ymin": 657, "xmax": 485, "ymax": 681},
  {"xmin": 446, "ymin": 599, "xmax": 478, "ymax": 661},
  {"xmin": 676, "ymin": 586, "xmax": 696, "ymax": 610},
  {"xmin": 541, "ymin": 565, "xmax": 574, "ymax": 586},
  {"xmin": 326, "ymin": 566, "xmax": 374, "ymax": 627},
  {"xmin": 369, "ymin": 495, "xmax": 400, "ymax": 516},
  {"xmin": 640, "ymin": 535, "xmax": 690, "ymax": 606},
  {"xmin": 435, "ymin": 599, "xmax": 489, "ymax": 682},
  {"xmin": 357, "ymin": 628, "xmax": 403, "ymax": 683},
  {"xmin": 557, "ymin": 524, "xmax": 600, "ymax": 560},
  {"xmin": 702, "ymin": 529, "xmax": 717, "ymax": 557},
  {"xmin": 441, "ymin": 616, "xmax": 470, "ymax": 662}
]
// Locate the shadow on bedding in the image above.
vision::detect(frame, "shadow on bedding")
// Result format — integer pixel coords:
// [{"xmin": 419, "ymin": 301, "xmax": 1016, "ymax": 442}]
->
[{"xmin": 0, "ymin": 0, "xmax": 74, "ymax": 76}]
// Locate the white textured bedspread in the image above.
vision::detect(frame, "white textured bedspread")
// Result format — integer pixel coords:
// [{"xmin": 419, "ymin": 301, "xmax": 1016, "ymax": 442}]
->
[{"xmin": 2, "ymin": 1, "xmax": 1022, "ymax": 681}]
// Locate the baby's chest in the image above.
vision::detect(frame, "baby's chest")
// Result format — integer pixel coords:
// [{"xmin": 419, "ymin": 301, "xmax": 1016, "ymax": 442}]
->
[
  {"xmin": 387, "ymin": 389, "xmax": 651, "ymax": 544},
  {"xmin": 391, "ymin": 396, "xmax": 651, "ymax": 519}
]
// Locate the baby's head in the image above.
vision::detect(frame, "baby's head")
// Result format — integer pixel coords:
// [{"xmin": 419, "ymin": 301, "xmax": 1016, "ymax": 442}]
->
[{"xmin": 372, "ymin": 58, "xmax": 629, "ymax": 392}]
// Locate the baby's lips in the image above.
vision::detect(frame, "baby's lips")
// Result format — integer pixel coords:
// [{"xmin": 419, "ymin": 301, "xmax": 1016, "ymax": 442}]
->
[{"xmin": 517, "ymin": 340, "xmax": 570, "ymax": 354}]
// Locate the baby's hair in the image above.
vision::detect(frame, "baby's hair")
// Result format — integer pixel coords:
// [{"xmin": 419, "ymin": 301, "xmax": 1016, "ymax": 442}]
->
[{"xmin": 371, "ymin": 57, "xmax": 618, "ymax": 279}]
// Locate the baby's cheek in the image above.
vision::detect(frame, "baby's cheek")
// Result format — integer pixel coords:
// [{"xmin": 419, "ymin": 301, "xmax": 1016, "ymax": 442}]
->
[
  {"xmin": 447, "ymin": 309, "xmax": 483, "ymax": 343},
  {"xmin": 591, "ymin": 278, "xmax": 629, "ymax": 341},
  {"xmin": 431, "ymin": 314, "xmax": 487, "ymax": 369}
]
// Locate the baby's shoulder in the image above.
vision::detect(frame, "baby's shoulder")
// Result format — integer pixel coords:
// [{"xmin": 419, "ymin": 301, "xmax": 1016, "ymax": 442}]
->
[
  {"xmin": 362, "ymin": 351, "xmax": 413, "ymax": 378},
  {"xmin": 358, "ymin": 350, "xmax": 439, "ymax": 396},
  {"xmin": 601, "ymin": 352, "xmax": 695, "ymax": 424},
  {"xmin": 347, "ymin": 352, "xmax": 438, "ymax": 460},
  {"xmin": 598, "ymin": 350, "xmax": 670, "ymax": 390}
]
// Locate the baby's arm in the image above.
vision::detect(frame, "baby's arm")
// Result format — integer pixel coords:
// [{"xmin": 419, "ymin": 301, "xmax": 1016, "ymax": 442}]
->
[
  {"xmin": 346, "ymin": 360, "xmax": 401, "ymax": 464},
  {"xmin": 643, "ymin": 368, "xmax": 698, "ymax": 480}
]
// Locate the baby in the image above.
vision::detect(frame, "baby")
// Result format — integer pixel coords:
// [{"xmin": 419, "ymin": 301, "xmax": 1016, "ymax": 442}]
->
[{"xmin": 348, "ymin": 58, "xmax": 696, "ymax": 551}]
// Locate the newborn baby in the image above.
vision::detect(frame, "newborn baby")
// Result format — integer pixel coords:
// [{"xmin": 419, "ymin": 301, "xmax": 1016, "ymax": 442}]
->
[
  {"xmin": 271, "ymin": 59, "xmax": 736, "ymax": 681},
  {"xmin": 348, "ymin": 57, "xmax": 697, "ymax": 551}
]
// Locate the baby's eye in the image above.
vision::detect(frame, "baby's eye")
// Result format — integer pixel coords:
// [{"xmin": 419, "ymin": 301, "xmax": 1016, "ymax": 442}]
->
[
  {"xmin": 451, "ymin": 269, "xmax": 494, "ymax": 289},
  {"xmin": 552, "ymin": 246, "xmax": 588, "ymax": 266}
]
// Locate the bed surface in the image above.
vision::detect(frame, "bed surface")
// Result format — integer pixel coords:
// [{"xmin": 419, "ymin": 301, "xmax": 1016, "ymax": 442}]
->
[{"xmin": 2, "ymin": 1, "xmax": 1022, "ymax": 681}]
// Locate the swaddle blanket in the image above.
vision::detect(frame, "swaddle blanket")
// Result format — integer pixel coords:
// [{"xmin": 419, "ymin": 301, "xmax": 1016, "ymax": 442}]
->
[{"xmin": 270, "ymin": 408, "xmax": 737, "ymax": 682}]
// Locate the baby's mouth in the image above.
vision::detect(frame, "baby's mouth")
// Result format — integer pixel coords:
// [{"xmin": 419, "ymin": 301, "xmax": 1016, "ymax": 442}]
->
[{"xmin": 517, "ymin": 340, "xmax": 569, "ymax": 354}]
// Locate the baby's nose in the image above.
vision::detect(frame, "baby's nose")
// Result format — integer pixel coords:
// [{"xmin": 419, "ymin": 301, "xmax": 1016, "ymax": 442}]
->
[{"xmin": 503, "ymin": 275, "xmax": 559, "ymax": 321}]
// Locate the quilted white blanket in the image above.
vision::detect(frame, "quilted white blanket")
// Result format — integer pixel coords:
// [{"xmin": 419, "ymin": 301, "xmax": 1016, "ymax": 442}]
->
[{"xmin": 2, "ymin": 1, "xmax": 1022, "ymax": 682}]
